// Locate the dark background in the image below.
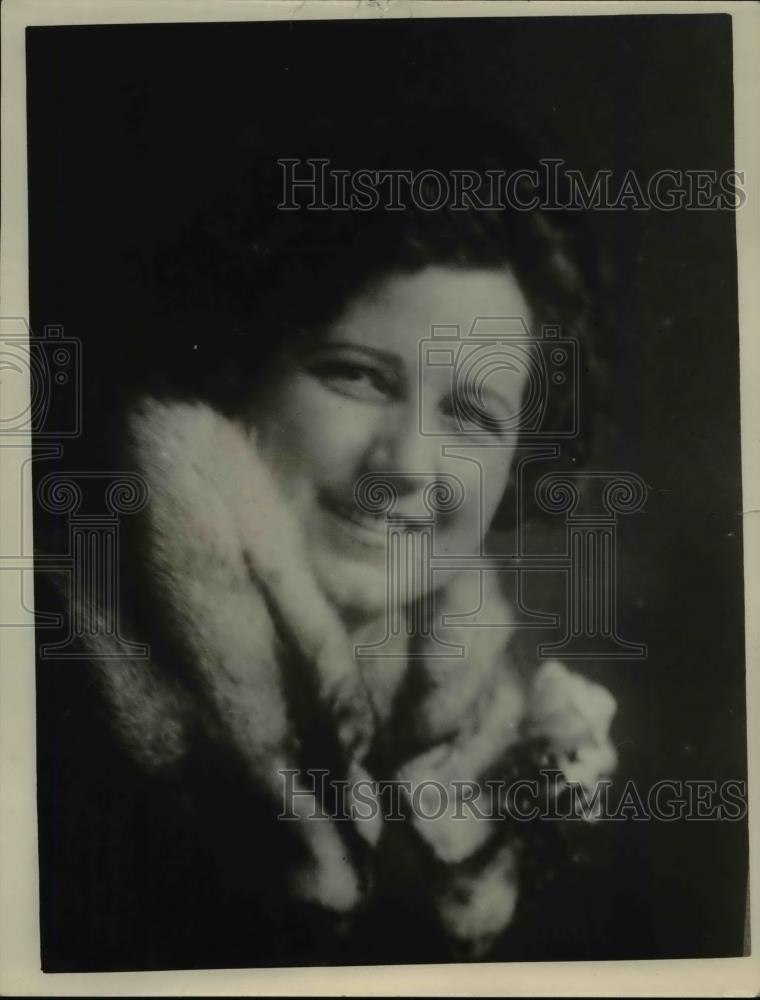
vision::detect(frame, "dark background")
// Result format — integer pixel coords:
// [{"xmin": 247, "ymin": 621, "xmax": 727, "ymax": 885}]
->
[{"xmin": 28, "ymin": 13, "xmax": 747, "ymax": 967}]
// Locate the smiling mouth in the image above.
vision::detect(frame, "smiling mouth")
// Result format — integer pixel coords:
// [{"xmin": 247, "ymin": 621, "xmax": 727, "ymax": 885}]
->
[
  {"xmin": 320, "ymin": 497, "xmax": 390, "ymax": 547},
  {"xmin": 320, "ymin": 494, "xmax": 439, "ymax": 551}
]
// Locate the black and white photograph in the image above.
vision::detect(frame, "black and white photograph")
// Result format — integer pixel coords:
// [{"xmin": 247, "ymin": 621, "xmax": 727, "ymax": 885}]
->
[{"xmin": 1, "ymin": 0, "xmax": 758, "ymax": 991}]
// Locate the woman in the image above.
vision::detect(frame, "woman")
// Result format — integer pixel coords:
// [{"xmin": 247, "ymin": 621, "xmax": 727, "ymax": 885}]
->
[{"xmin": 37, "ymin": 111, "xmax": 618, "ymax": 969}]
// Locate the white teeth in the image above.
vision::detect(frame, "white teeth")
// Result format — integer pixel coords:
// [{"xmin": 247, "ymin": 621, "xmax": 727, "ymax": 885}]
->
[
  {"xmin": 323, "ymin": 498, "xmax": 436, "ymax": 539},
  {"xmin": 347, "ymin": 511, "xmax": 386, "ymax": 532},
  {"xmin": 324, "ymin": 500, "xmax": 387, "ymax": 535}
]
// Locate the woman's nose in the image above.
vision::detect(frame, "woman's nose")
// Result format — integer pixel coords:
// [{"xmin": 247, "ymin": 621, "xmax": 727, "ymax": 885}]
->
[
  {"xmin": 357, "ymin": 404, "xmax": 471, "ymax": 522},
  {"xmin": 363, "ymin": 403, "xmax": 440, "ymax": 491}
]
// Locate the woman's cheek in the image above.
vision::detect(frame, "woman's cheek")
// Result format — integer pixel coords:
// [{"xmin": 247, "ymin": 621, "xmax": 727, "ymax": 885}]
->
[
  {"xmin": 266, "ymin": 380, "xmax": 379, "ymax": 484},
  {"xmin": 480, "ymin": 445, "xmax": 517, "ymax": 516},
  {"xmin": 440, "ymin": 448, "xmax": 515, "ymax": 551}
]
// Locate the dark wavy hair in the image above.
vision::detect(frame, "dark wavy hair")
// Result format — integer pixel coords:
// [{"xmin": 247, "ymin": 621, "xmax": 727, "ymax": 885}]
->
[{"xmin": 124, "ymin": 108, "xmax": 608, "ymax": 467}]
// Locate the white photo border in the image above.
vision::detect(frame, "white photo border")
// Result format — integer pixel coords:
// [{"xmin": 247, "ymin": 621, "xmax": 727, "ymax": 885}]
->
[{"xmin": 1, "ymin": 1, "xmax": 758, "ymax": 995}]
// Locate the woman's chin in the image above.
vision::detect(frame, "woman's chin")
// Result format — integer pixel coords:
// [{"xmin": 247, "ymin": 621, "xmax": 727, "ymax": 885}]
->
[{"xmin": 310, "ymin": 549, "xmax": 391, "ymax": 620}]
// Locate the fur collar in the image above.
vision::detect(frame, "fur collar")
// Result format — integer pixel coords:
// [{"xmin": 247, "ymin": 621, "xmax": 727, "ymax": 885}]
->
[{"xmin": 73, "ymin": 397, "xmax": 615, "ymax": 954}]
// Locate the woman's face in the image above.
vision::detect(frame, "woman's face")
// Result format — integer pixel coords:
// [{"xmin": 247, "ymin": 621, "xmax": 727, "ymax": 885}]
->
[{"xmin": 248, "ymin": 265, "xmax": 531, "ymax": 618}]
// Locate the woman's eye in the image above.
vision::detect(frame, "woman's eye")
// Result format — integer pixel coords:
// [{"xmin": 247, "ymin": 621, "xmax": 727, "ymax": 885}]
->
[
  {"xmin": 440, "ymin": 394, "xmax": 506, "ymax": 437},
  {"xmin": 310, "ymin": 360, "xmax": 394, "ymax": 401}
]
